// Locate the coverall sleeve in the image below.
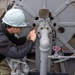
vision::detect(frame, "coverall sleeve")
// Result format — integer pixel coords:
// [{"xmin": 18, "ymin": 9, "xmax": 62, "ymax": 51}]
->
[
  {"xmin": 12, "ymin": 36, "xmax": 27, "ymax": 45},
  {"xmin": 0, "ymin": 36, "xmax": 34, "ymax": 59}
]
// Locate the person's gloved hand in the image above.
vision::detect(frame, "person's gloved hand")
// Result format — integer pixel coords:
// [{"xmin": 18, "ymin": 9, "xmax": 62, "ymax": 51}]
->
[{"xmin": 27, "ymin": 29, "xmax": 36, "ymax": 42}]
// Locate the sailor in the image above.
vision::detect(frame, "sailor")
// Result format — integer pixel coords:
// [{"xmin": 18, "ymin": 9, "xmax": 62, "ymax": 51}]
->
[{"xmin": 0, "ymin": 8, "xmax": 36, "ymax": 75}]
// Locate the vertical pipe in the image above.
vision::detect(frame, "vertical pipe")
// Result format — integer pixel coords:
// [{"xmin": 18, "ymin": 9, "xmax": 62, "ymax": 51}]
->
[
  {"xmin": 35, "ymin": 37, "xmax": 40, "ymax": 71},
  {"xmin": 41, "ymin": 0, "xmax": 47, "ymax": 8},
  {"xmin": 40, "ymin": 51, "xmax": 48, "ymax": 75},
  {"xmin": 39, "ymin": 29, "xmax": 50, "ymax": 75},
  {"xmin": 5, "ymin": 0, "xmax": 8, "ymax": 11}
]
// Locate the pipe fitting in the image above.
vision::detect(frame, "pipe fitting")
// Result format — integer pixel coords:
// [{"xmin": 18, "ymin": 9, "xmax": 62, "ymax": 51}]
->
[
  {"xmin": 39, "ymin": 37, "xmax": 50, "ymax": 52},
  {"xmin": 39, "ymin": 29, "xmax": 50, "ymax": 52}
]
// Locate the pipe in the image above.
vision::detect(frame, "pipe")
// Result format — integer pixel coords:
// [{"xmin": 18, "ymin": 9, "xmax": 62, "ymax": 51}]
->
[
  {"xmin": 41, "ymin": 0, "xmax": 47, "ymax": 8},
  {"xmin": 39, "ymin": 29, "xmax": 50, "ymax": 51},
  {"xmin": 39, "ymin": 28, "xmax": 50, "ymax": 75}
]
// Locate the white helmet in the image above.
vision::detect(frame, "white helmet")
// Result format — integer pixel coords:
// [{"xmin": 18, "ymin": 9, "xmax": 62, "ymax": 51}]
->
[{"xmin": 2, "ymin": 8, "xmax": 27, "ymax": 27}]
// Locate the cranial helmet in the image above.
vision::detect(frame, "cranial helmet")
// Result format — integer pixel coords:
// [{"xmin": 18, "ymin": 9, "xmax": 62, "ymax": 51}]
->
[{"xmin": 2, "ymin": 8, "xmax": 27, "ymax": 27}]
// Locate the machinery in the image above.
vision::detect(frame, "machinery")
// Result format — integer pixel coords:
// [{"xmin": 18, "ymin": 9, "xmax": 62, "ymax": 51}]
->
[{"xmin": 1, "ymin": 0, "xmax": 75, "ymax": 75}]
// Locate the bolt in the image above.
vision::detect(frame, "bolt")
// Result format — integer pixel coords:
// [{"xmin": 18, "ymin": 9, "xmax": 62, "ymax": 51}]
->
[
  {"xmin": 38, "ymin": 32, "xmax": 40, "ymax": 34},
  {"xmin": 35, "ymin": 17, "xmax": 39, "ymax": 20},
  {"xmin": 50, "ymin": 32, "xmax": 52, "ymax": 34},
  {"xmin": 53, "ymin": 23, "xmax": 56, "ymax": 27},
  {"xmin": 47, "ymin": 27, "xmax": 49, "ymax": 30},
  {"xmin": 40, "ymin": 27, "xmax": 43, "ymax": 30}
]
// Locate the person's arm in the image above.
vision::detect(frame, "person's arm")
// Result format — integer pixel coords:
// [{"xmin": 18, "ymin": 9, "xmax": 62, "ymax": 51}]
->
[
  {"xmin": 13, "ymin": 36, "xmax": 27, "ymax": 45},
  {"xmin": 6, "ymin": 40, "xmax": 34, "ymax": 59},
  {"xmin": 13, "ymin": 29, "xmax": 36, "ymax": 45},
  {"xmin": 0, "ymin": 36, "xmax": 34, "ymax": 59},
  {"xmin": 0, "ymin": 29, "xmax": 36, "ymax": 59}
]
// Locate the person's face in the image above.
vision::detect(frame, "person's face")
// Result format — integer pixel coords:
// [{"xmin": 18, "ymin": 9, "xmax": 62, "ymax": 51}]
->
[{"xmin": 12, "ymin": 27, "xmax": 23, "ymax": 34}]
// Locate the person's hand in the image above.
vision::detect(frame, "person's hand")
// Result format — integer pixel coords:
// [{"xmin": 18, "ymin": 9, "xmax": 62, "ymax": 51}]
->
[{"xmin": 27, "ymin": 29, "xmax": 36, "ymax": 42}]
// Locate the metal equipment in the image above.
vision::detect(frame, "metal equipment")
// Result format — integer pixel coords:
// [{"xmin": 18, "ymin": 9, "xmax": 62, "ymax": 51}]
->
[{"xmin": 2, "ymin": 0, "xmax": 75, "ymax": 75}]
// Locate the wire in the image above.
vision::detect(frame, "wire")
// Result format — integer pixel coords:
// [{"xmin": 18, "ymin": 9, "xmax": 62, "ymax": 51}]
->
[
  {"xmin": 25, "ymin": 57, "xmax": 36, "ymax": 63},
  {"xmin": 30, "ymin": 69, "xmax": 36, "ymax": 72}
]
